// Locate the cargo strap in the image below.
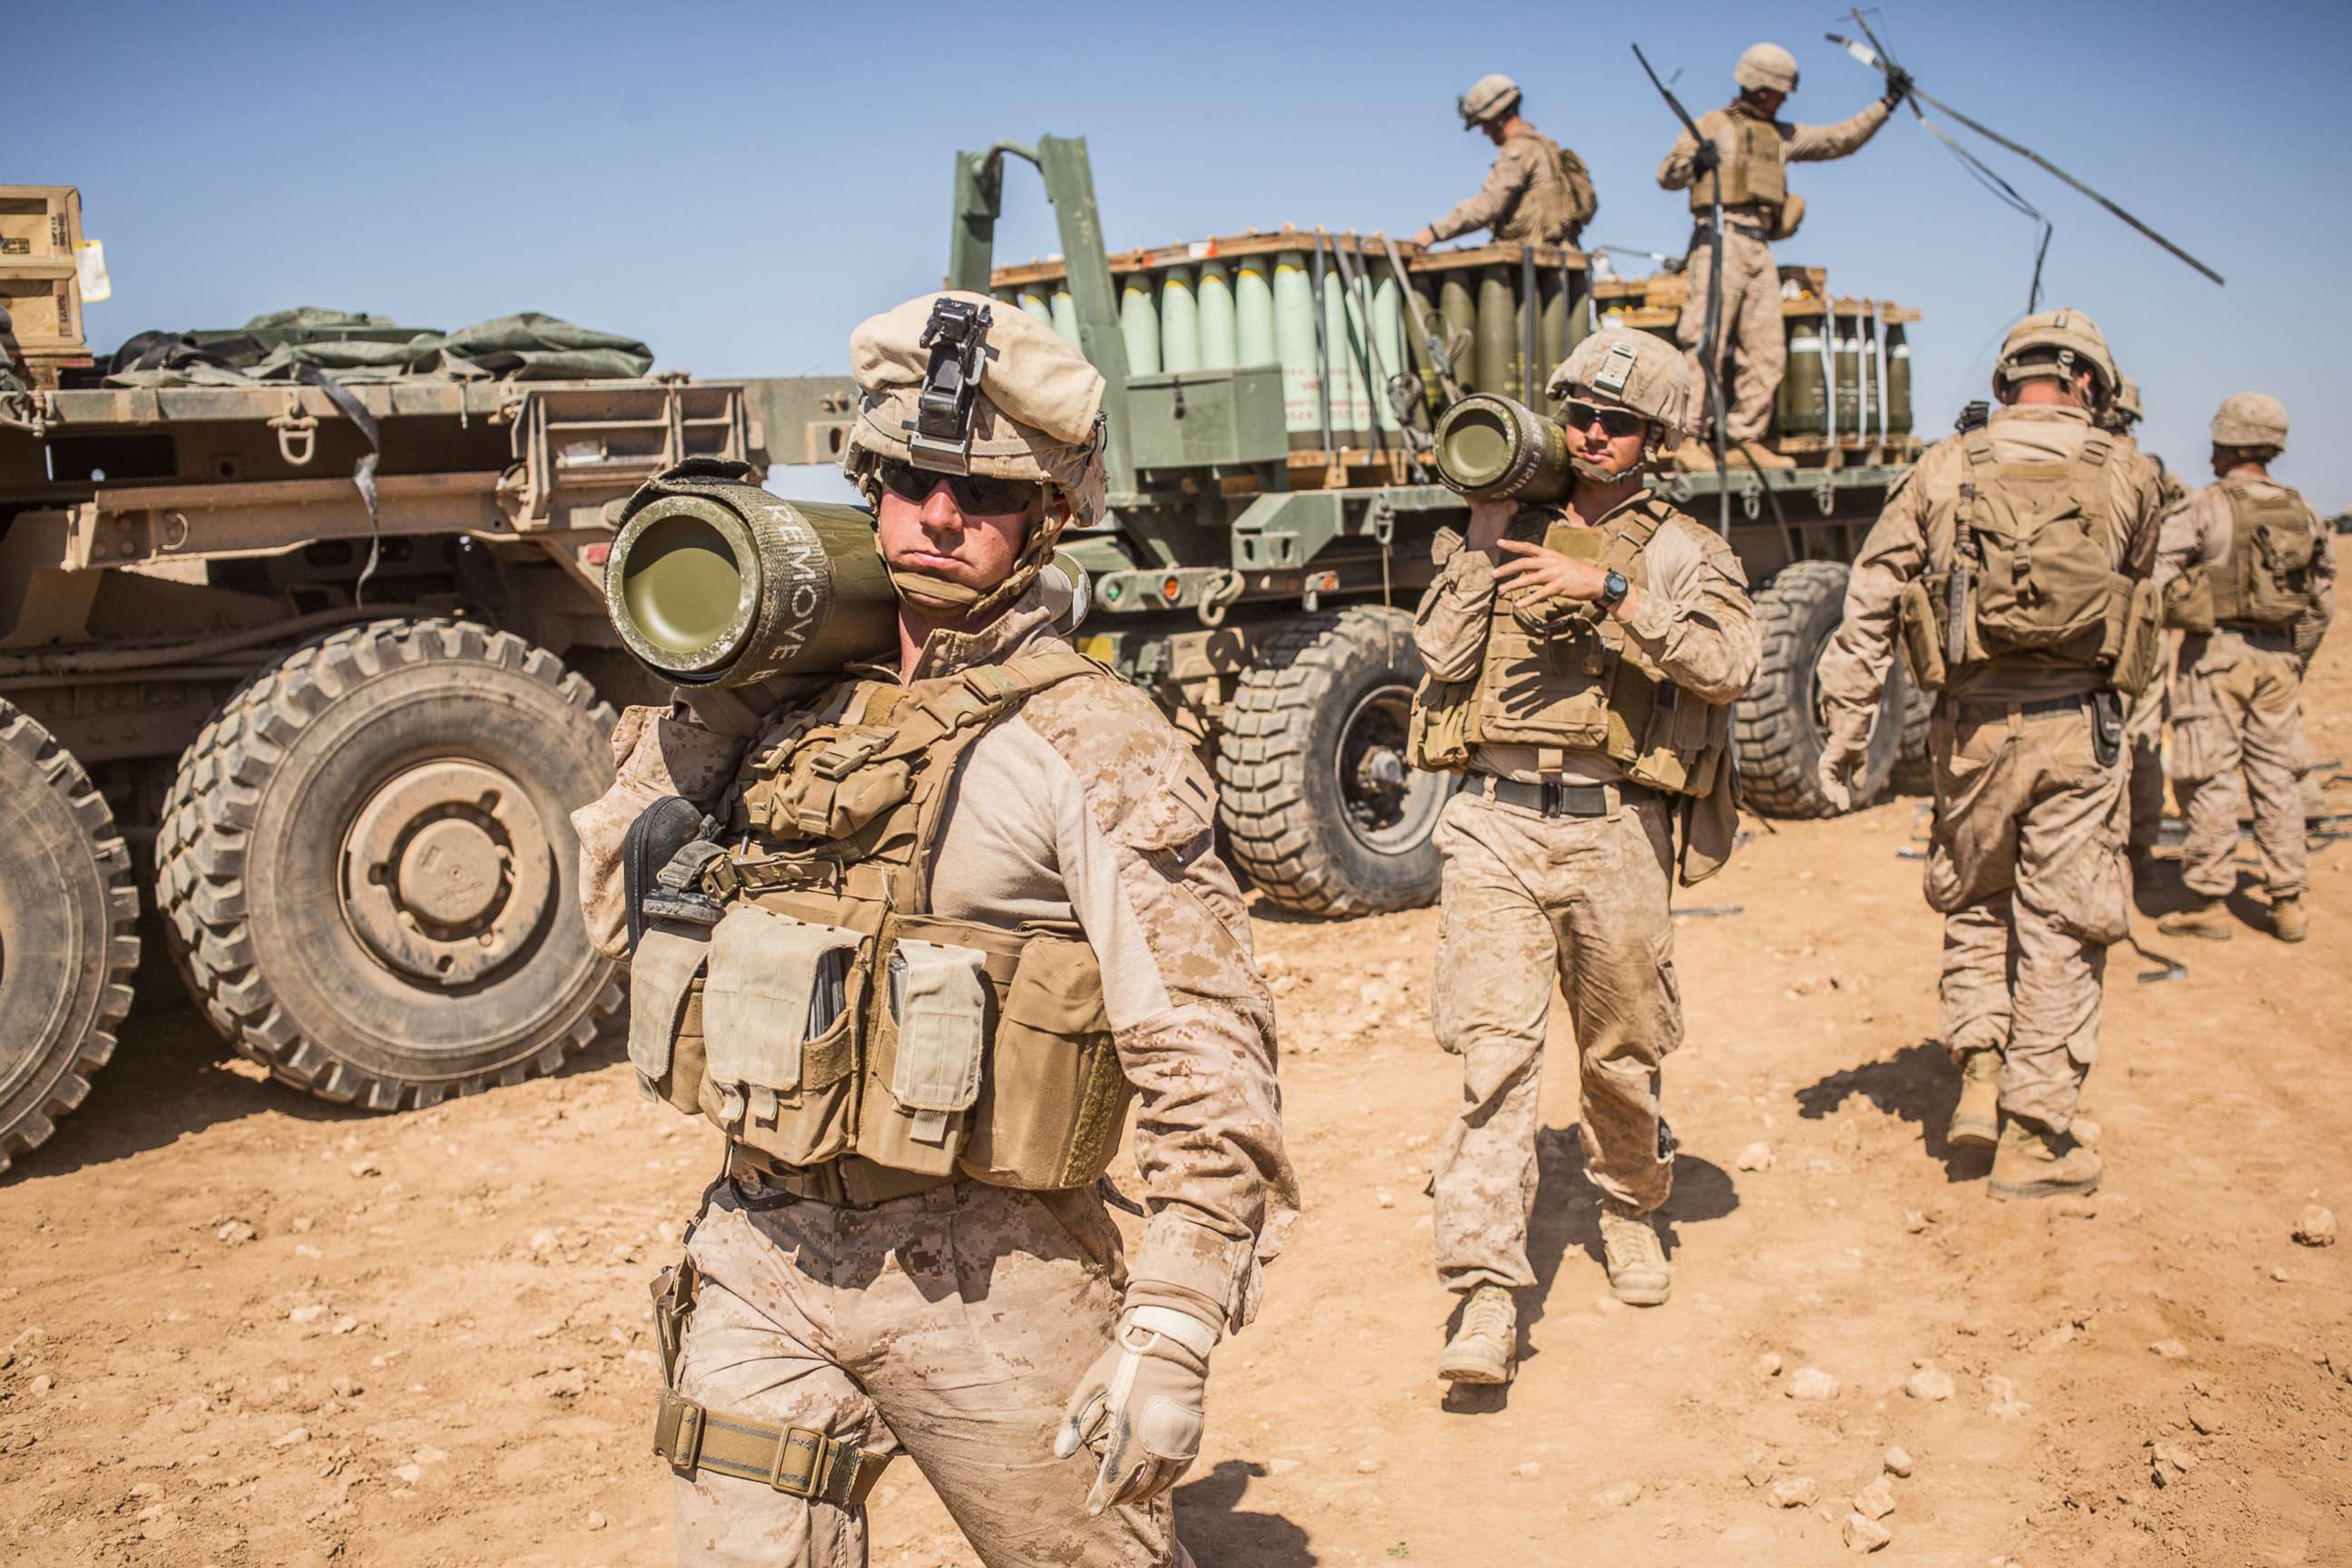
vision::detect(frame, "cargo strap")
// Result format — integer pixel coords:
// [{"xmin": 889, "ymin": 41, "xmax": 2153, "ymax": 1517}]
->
[{"xmin": 653, "ymin": 1390, "xmax": 894, "ymax": 1507}]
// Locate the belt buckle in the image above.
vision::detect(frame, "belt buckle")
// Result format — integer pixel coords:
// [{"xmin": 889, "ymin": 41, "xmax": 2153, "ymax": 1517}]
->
[
  {"xmin": 1543, "ymin": 781, "xmax": 1571, "ymax": 817},
  {"xmin": 656, "ymin": 1391, "xmax": 707, "ymax": 1475},
  {"xmin": 769, "ymin": 1426, "xmax": 830, "ymax": 1496}
]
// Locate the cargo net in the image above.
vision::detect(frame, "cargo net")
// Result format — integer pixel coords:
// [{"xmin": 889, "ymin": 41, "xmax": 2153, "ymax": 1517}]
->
[
  {"xmin": 87, "ymin": 307, "xmax": 655, "ymax": 389},
  {"xmin": 989, "ymin": 230, "xmax": 1920, "ymax": 485}
]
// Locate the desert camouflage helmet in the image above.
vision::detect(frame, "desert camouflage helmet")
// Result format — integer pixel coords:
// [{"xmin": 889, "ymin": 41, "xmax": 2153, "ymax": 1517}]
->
[
  {"xmin": 1994, "ymin": 308, "xmax": 2117, "ymax": 404},
  {"xmin": 1546, "ymin": 327, "xmax": 1693, "ymax": 449},
  {"xmin": 2210, "ymin": 391, "xmax": 2288, "ymax": 451},
  {"xmin": 1734, "ymin": 43, "xmax": 1800, "ymax": 94},
  {"xmin": 843, "ymin": 290, "xmax": 1106, "ymax": 621},
  {"xmin": 1457, "ymin": 73, "xmax": 1522, "ymax": 128}
]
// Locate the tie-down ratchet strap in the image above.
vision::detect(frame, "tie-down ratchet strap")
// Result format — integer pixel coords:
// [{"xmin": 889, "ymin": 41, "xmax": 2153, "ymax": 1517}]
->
[{"xmin": 648, "ymin": 1257, "xmax": 894, "ymax": 1507}]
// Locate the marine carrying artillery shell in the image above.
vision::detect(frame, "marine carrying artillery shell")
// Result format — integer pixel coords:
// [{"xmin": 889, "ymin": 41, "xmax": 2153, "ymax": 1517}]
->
[
  {"xmin": 1433, "ymin": 392, "xmax": 1572, "ymax": 503},
  {"xmin": 604, "ymin": 470, "xmax": 898, "ymax": 688}
]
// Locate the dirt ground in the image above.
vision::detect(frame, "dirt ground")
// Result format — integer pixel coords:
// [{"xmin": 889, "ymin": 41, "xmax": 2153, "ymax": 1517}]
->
[{"xmin": 5, "ymin": 642, "xmax": 2348, "ymax": 1568}]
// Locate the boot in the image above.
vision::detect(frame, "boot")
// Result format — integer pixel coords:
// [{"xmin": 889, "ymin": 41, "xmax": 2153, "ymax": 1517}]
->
[
  {"xmin": 1948, "ymin": 1048, "xmax": 2001, "ymax": 1149},
  {"xmin": 1597, "ymin": 1204, "xmax": 1671, "ymax": 1306},
  {"xmin": 1670, "ymin": 436, "xmax": 1718, "ymax": 473},
  {"xmin": 1437, "ymin": 1285, "xmax": 1517, "ymax": 1385},
  {"xmin": 2271, "ymin": 894, "xmax": 2308, "ymax": 944},
  {"xmin": 1987, "ymin": 1120, "xmax": 2102, "ymax": 1201},
  {"xmin": 1733, "ymin": 439, "xmax": 1797, "ymax": 471},
  {"xmin": 2157, "ymin": 897, "xmax": 2234, "ymax": 941}
]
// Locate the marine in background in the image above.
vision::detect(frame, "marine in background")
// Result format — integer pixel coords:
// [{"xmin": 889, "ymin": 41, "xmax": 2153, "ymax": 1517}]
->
[
  {"xmin": 1815, "ymin": 309, "xmax": 2166, "ymax": 1201},
  {"xmin": 1655, "ymin": 42, "xmax": 1906, "ymax": 470},
  {"xmin": 2098, "ymin": 377, "xmax": 2190, "ymax": 883},
  {"xmin": 1412, "ymin": 74, "xmax": 1597, "ymax": 250},
  {"xmin": 2155, "ymin": 393, "xmax": 2336, "ymax": 944},
  {"xmin": 1408, "ymin": 328, "xmax": 1755, "ymax": 1378},
  {"xmin": 573, "ymin": 295, "xmax": 1295, "ymax": 1568}
]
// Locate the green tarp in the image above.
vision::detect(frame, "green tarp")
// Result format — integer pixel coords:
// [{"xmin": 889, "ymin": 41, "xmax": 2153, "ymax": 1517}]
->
[{"xmin": 101, "ymin": 309, "xmax": 655, "ymax": 387}]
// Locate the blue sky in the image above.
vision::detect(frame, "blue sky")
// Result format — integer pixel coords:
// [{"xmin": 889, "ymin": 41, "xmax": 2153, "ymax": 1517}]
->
[{"xmin": 18, "ymin": 0, "xmax": 2350, "ymax": 505}]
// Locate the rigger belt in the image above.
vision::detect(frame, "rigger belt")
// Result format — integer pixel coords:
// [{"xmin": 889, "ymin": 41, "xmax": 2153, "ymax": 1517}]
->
[{"xmin": 1473, "ymin": 773, "xmax": 1657, "ymax": 818}]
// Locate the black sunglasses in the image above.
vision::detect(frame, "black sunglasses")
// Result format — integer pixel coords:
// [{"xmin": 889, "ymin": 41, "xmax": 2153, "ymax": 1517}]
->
[
  {"xmin": 876, "ymin": 459, "xmax": 1040, "ymax": 516},
  {"xmin": 1560, "ymin": 399, "xmax": 1649, "ymax": 440}
]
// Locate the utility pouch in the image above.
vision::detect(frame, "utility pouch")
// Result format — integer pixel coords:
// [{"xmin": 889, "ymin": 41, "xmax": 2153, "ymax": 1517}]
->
[
  {"xmin": 2091, "ymin": 689, "xmax": 2124, "ymax": 769},
  {"xmin": 701, "ymin": 905, "xmax": 865, "ymax": 1165},
  {"xmin": 628, "ymin": 922, "xmax": 711, "ymax": 1112},
  {"xmin": 1407, "ymin": 676, "xmax": 1475, "ymax": 772},
  {"xmin": 884, "ymin": 939, "xmax": 990, "ymax": 1157},
  {"xmin": 2161, "ymin": 563, "xmax": 2216, "ymax": 633},
  {"xmin": 744, "ymin": 724, "xmax": 914, "ymax": 842},
  {"xmin": 1896, "ymin": 577, "xmax": 1947, "ymax": 692},
  {"xmin": 963, "ymin": 936, "xmax": 1132, "ymax": 1191},
  {"xmin": 2106, "ymin": 576, "xmax": 2162, "ymax": 699}
]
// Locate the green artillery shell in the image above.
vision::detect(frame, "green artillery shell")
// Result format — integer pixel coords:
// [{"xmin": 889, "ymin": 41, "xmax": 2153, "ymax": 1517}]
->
[{"xmin": 1434, "ymin": 392, "xmax": 1572, "ymax": 503}]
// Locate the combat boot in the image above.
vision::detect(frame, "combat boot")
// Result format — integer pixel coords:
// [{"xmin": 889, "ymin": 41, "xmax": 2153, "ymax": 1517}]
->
[
  {"xmin": 1597, "ymin": 1204, "xmax": 1671, "ymax": 1306},
  {"xmin": 1670, "ymin": 437, "xmax": 1718, "ymax": 473},
  {"xmin": 1734, "ymin": 439, "xmax": 1796, "ymax": 471},
  {"xmin": 2157, "ymin": 897, "xmax": 2234, "ymax": 941},
  {"xmin": 1948, "ymin": 1048, "xmax": 2001, "ymax": 1150},
  {"xmin": 2271, "ymin": 895, "xmax": 2308, "ymax": 944},
  {"xmin": 1987, "ymin": 1120, "xmax": 2102, "ymax": 1201},
  {"xmin": 1437, "ymin": 1284, "xmax": 1517, "ymax": 1385}
]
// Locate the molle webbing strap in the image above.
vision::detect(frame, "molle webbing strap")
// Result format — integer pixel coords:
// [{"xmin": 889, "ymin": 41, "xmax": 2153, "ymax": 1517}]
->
[
  {"xmin": 654, "ymin": 1391, "xmax": 893, "ymax": 1507},
  {"xmin": 896, "ymin": 647, "xmax": 1102, "ymax": 911}
]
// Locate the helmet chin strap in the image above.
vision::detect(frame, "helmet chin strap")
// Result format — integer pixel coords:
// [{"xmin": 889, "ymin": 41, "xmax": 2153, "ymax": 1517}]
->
[{"xmin": 883, "ymin": 561, "xmax": 987, "ymax": 618}]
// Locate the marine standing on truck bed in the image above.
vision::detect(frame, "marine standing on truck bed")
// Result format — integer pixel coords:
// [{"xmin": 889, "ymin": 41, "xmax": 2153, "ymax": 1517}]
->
[
  {"xmin": 2154, "ymin": 392, "xmax": 2335, "ymax": 946},
  {"xmin": 1814, "ymin": 309, "xmax": 2166, "ymax": 1201},
  {"xmin": 1655, "ymin": 43, "xmax": 1906, "ymax": 470},
  {"xmin": 1408, "ymin": 328, "xmax": 1754, "ymax": 1377},
  {"xmin": 575, "ymin": 295, "xmax": 1293, "ymax": 1568},
  {"xmin": 1411, "ymin": 74, "xmax": 1597, "ymax": 249}
]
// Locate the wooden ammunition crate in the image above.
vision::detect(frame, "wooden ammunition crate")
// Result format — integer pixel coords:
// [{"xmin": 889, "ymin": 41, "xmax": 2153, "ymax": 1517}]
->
[
  {"xmin": 0, "ymin": 186, "xmax": 83, "ymax": 264},
  {"xmin": 1, "ymin": 266, "xmax": 84, "ymax": 350}
]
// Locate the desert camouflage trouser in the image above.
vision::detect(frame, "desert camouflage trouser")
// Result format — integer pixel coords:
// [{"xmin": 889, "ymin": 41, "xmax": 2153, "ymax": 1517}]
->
[
  {"xmin": 667, "ymin": 1177, "xmax": 1185, "ymax": 1568},
  {"xmin": 2124, "ymin": 642, "xmax": 2173, "ymax": 852},
  {"xmin": 1926, "ymin": 697, "xmax": 2130, "ymax": 1135},
  {"xmin": 1429, "ymin": 788, "xmax": 1681, "ymax": 1294},
  {"xmin": 2170, "ymin": 630, "xmax": 2311, "ymax": 900},
  {"xmin": 1676, "ymin": 228, "xmax": 1786, "ymax": 444}
]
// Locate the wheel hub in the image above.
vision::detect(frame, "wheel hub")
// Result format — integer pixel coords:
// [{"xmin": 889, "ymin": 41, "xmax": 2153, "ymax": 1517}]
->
[
  {"xmin": 1335, "ymin": 682, "xmax": 1446, "ymax": 853},
  {"xmin": 339, "ymin": 760, "xmax": 553, "ymax": 986}
]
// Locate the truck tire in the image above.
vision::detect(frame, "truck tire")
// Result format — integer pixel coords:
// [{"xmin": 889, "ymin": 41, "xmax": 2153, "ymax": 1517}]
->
[
  {"xmin": 0, "ymin": 702, "xmax": 139, "ymax": 1172},
  {"xmin": 1734, "ymin": 561, "xmax": 1906, "ymax": 817},
  {"xmin": 155, "ymin": 620, "xmax": 622, "ymax": 1110},
  {"xmin": 1215, "ymin": 607, "xmax": 1454, "ymax": 916}
]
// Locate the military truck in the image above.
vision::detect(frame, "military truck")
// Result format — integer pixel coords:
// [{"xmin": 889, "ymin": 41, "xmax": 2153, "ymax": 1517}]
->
[
  {"xmin": 942, "ymin": 136, "xmax": 1926, "ymax": 916},
  {"xmin": 0, "ymin": 191, "xmax": 860, "ymax": 1170},
  {"xmin": 0, "ymin": 148, "xmax": 1923, "ymax": 1168}
]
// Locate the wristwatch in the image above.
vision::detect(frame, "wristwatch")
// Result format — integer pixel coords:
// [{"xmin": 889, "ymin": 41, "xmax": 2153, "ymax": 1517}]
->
[{"xmin": 1597, "ymin": 570, "xmax": 1630, "ymax": 612}]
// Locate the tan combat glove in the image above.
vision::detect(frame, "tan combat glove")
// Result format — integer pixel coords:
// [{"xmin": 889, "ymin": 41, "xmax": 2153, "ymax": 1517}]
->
[
  {"xmin": 1053, "ymin": 1305, "xmax": 1215, "ymax": 1514},
  {"xmin": 1816, "ymin": 720, "xmax": 1873, "ymax": 813}
]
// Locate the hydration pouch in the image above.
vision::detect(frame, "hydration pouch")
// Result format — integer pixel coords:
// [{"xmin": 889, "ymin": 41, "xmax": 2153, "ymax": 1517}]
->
[
  {"xmin": 701, "ymin": 905, "xmax": 865, "ymax": 1162},
  {"xmin": 885, "ymin": 939, "xmax": 990, "ymax": 1155}
]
